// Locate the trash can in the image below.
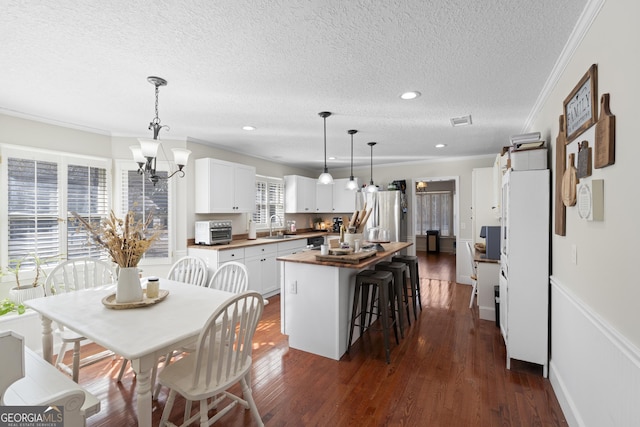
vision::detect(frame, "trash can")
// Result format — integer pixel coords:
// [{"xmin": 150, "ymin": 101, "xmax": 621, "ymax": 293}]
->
[
  {"xmin": 494, "ymin": 285, "xmax": 500, "ymax": 328},
  {"xmin": 426, "ymin": 230, "xmax": 440, "ymax": 253}
]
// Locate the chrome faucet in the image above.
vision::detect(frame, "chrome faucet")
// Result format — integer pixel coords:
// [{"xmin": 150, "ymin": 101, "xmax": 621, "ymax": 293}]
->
[{"xmin": 269, "ymin": 215, "xmax": 282, "ymax": 236}]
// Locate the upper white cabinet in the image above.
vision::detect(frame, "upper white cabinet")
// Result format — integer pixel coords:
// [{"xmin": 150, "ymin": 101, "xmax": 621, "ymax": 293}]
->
[
  {"xmin": 332, "ymin": 178, "xmax": 358, "ymax": 213},
  {"xmin": 195, "ymin": 158, "xmax": 256, "ymax": 213},
  {"xmin": 285, "ymin": 175, "xmax": 357, "ymax": 213},
  {"xmin": 315, "ymin": 183, "xmax": 333, "ymax": 213},
  {"xmin": 284, "ymin": 175, "xmax": 316, "ymax": 213}
]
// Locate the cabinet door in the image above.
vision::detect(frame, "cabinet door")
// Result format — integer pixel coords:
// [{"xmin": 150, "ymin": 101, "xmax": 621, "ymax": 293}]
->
[
  {"xmin": 332, "ymin": 178, "xmax": 358, "ymax": 213},
  {"xmin": 260, "ymin": 253, "xmax": 279, "ymax": 294},
  {"xmin": 285, "ymin": 175, "xmax": 316, "ymax": 213},
  {"xmin": 316, "ymin": 183, "xmax": 333, "ymax": 213},
  {"xmin": 244, "ymin": 256, "xmax": 263, "ymax": 294},
  {"xmin": 234, "ymin": 164, "xmax": 256, "ymax": 212}
]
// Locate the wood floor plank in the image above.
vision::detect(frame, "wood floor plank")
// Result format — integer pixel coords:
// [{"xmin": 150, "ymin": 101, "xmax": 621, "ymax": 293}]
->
[{"xmin": 63, "ymin": 251, "xmax": 566, "ymax": 426}]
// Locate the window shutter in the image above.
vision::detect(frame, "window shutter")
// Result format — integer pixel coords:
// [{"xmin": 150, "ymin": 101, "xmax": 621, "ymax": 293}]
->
[
  {"xmin": 121, "ymin": 170, "xmax": 169, "ymax": 259},
  {"xmin": 7, "ymin": 158, "xmax": 59, "ymax": 266},
  {"xmin": 67, "ymin": 164, "xmax": 109, "ymax": 259}
]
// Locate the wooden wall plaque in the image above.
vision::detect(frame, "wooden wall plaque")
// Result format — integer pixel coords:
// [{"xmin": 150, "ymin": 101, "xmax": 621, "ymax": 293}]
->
[
  {"xmin": 595, "ymin": 93, "xmax": 615, "ymax": 168},
  {"xmin": 577, "ymin": 141, "xmax": 592, "ymax": 178}
]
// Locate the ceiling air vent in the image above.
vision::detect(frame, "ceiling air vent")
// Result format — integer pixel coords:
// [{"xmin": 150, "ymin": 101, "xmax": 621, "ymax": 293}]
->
[{"xmin": 450, "ymin": 115, "xmax": 472, "ymax": 127}]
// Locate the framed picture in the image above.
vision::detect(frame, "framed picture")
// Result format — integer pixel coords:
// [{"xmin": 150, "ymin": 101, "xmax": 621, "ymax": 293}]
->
[{"xmin": 564, "ymin": 64, "xmax": 598, "ymax": 142}]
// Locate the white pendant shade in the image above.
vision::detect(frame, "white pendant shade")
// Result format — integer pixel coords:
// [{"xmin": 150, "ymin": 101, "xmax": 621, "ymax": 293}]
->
[
  {"xmin": 171, "ymin": 148, "xmax": 192, "ymax": 167},
  {"xmin": 129, "ymin": 145, "xmax": 145, "ymax": 164},
  {"xmin": 365, "ymin": 183, "xmax": 378, "ymax": 193},
  {"xmin": 345, "ymin": 178, "xmax": 359, "ymax": 190},
  {"xmin": 139, "ymin": 138, "xmax": 160, "ymax": 158},
  {"xmin": 318, "ymin": 171, "xmax": 334, "ymax": 184}
]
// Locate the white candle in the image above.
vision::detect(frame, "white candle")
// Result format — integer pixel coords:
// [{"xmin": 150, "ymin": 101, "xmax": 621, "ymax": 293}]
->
[{"xmin": 146, "ymin": 277, "xmax": 160, "ymax": 299}]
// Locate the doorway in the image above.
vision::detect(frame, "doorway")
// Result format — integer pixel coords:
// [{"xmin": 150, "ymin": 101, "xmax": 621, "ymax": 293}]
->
[{"xmin": 410, "ymin": 176, "xmax": 459, "ymax": 255}]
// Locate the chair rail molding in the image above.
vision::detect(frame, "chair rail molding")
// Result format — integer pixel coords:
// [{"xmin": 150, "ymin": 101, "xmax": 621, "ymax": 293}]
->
[{"xmin": 549, "ymin": 276, "xmax": 640, "ymax": 427}]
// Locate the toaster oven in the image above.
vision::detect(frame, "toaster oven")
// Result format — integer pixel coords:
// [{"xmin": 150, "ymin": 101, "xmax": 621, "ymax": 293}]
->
[{"xmin": 195, "ymin": 220, "xmax": 233, "ymax": 245}]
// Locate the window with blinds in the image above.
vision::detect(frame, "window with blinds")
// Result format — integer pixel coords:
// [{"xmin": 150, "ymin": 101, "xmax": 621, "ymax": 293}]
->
[
  {"xmin": 416, "ymin": 191, "xmax": 452, "ymax": 236},
  {"xmin": 67, "ymin": 165, "xmax": 109, "ymax": 259},
  {"xmin": 5, "ymin": 153, "xmax": 110, "ymax": 269},
  {"xmin": 120, "ymin": 170, "xmax": 169, "ymax": 259},
  {"xmin": 253, "ymin": 177, "xmax": 284, "ymax": 227},
  {"xmin": 7, "ymin": 158, "xmax": 60, "ymax": 268}
]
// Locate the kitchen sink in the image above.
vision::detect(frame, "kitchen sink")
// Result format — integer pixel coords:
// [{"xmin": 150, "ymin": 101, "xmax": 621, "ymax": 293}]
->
[{"xmin": 262, "ymin": 235, "xmax": 293, "ymax": 240}]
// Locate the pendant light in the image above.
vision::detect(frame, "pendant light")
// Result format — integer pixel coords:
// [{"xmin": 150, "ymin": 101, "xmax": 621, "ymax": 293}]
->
[
  {"xmin": 130, "ymin": 76, "xmax": 191, "ymax": 186},
  {"xmin": 365, "ymin": 142, "xmax": 378, "ymax": 193},
  {"xmin": 317, "ymin": 111, "xmax": 334, "ymax": 184},
  {"xmin": 345, "ymin": 129, "xmax": 359, "ymax": 190}
]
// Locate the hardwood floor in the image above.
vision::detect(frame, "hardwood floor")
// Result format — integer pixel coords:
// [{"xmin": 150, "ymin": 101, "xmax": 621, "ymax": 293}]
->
[{"xmin": 77, "ymin": 251, "xmax": 567, "ymax": 426}]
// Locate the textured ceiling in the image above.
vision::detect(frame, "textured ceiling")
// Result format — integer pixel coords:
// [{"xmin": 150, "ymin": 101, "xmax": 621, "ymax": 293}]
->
[{"xmin": 1, "ymin": 0, "xmax": 587, "ymax": 171}]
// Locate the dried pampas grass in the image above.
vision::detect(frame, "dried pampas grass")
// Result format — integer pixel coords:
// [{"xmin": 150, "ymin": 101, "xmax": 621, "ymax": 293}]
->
[{"xmin": 72, "ymin": 211, "xmax": 161, "ymax": 268}]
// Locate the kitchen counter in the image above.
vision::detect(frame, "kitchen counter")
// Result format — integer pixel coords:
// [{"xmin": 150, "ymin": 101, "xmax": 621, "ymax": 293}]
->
[
  {"xmin": 277, "ymin": 241, "xmax": 411, "ymax": 268},
  {"xmin": 188, "ymin": 231, "xmax": 330, "ymax": 250},
  {"xmin": 278, "ymin": 241, "xmax": 412, "ymax": 360}
]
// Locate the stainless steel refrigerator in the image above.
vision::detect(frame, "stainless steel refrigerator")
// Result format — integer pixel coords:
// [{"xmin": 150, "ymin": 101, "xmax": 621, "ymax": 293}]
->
[{"xmin": 356, "ymin": 190, "xmax": 407, "ymax": 242}]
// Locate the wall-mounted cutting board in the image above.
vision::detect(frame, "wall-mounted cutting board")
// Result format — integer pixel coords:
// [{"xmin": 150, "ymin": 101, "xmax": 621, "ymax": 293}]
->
[{"xmin": 595, "ymin": 93, "xmax": 615, "ymax": 168}]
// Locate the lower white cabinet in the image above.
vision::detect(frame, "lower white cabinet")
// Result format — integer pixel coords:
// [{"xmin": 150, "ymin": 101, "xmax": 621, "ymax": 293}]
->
[
  {"xmin": 244, "ymin": 244, "xmax": 278, "ymax": 295},
  {"xmin": 188, "ymin": 238, "xmax": 308, "ymax": 297}
]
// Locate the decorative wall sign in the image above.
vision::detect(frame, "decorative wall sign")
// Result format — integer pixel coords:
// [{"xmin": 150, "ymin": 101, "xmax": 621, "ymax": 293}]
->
[
  {"xmin": 577, "ymin": 141, "xmax": 592, "ymax": 178},
  {"xmin": 577, "ymin": 179, "xmax": 604, "ymax": 221},
  {"xmin": 564, "ymin": 64, "xmax": 598, "ymax": 142},
  {"xmin": 555, "ymin": 115, "xmax": 567, "ymax": 236},
  {"xmin": 595, "ymin": 93, "xmax": 616, "ymax": 168}
]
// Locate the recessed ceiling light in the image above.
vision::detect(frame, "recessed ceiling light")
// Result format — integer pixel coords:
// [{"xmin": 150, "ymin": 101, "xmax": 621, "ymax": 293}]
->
[
  {"xmin": 329, "ymin": 156, "xmax": 337, "ymax": 160},
  {"xmin": 435, "ymin": 144, "xmax": 447, "ymax": 148},
  {"xmin": 450, "ymin": 115, "xmax": 472, "ymax": 127},
  {"xmin": 242, "ymin": 125, "xmax": 256, "ymax": 131},
  {"xmin": 400, "ymin": 91, "xmax": 421, "ymax": 100}
]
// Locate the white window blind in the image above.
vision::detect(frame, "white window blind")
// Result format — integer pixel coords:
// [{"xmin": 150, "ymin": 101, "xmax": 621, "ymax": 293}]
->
[
  {"xmin": 7, "ymin": 158, "xmax": 60, "ymax": 267},
  {"xmin": 253, "ymin": 177, "xmax": 284, "ymax": 227},
  {"xmin": 416, "ymin": 191, "xmax": 452, "ymax": 237},
  {"xmin": 67, "ymin": 164, "xmax": 109, "ymax": 259},
  {"xmin": 120, "ymin": 170, "xmax": 169, "ymax": 259}
]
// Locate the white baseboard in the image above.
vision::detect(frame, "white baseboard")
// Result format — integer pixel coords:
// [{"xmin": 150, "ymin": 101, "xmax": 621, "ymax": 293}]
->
[{"xmin": 550, "ymin": 277, "xmax": 640, "ymax": 427}]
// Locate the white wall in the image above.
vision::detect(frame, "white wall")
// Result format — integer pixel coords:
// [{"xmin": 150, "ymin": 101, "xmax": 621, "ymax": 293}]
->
[{"xmin": 528, "ymin": 0, "xmax": 640, "ymax": 424}]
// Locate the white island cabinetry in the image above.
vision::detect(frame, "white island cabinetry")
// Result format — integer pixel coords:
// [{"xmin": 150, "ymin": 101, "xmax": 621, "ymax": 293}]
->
[{"xmin": 195, "ymin": 158, "xmax": 255, "ymax": 213}]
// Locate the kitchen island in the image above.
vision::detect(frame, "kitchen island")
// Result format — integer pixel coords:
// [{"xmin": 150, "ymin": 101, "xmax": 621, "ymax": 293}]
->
[{"xmin": 277, "ymin": 241, "xmax": 412, "ymax": 360}]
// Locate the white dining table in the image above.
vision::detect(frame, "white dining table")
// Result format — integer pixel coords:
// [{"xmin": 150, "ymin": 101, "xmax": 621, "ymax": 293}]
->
[{"xmin": 26, "ymin": 278, "xmax": 235, "ymax": 427}]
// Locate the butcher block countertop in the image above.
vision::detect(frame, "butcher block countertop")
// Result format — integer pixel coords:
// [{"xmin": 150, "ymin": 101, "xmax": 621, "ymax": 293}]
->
[
  {"xmin": 277, "ymin": 241, "xmax": 412, "ymax": 269},
  {"xmin": 188, "ymin": 231, "xmax": 330, "ymax": 250}
]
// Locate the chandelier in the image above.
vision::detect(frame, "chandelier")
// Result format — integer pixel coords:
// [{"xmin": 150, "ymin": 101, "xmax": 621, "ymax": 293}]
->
[{"xmin": 129, "ymin": 76, "xmax": 191, "ymax": 186}]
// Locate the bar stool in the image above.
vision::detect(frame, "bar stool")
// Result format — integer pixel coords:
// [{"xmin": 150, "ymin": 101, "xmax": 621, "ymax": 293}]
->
[
  {"xmin": 392, "ymin": 255, "xmax": 422, "ymax": 320},
  {"xmin": 347, "ymin": 270, "xmax": 398, "ymax": 363},
  {"xmin": 375, "ymin": 261, "xmax": 411, "ymax": 336}
]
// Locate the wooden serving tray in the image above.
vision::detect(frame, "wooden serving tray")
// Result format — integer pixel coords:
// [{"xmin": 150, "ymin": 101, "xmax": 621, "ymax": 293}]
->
[
  {"xmin": 315, "ymin": 250, "xmax": 376, "ymax": 264},
  {"xmin": 102, "ymin": 289, "xmax": 169, "ymax": 309}
]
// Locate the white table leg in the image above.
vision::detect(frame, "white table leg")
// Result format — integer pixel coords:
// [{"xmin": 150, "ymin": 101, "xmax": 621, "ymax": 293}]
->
[
  {"xmin": 131, "ymin": 356, "xmax": 155, "ymax": 427},
  {"xmin": 40, "ymin": 315, "xmax": 53, "ymax": 364}
]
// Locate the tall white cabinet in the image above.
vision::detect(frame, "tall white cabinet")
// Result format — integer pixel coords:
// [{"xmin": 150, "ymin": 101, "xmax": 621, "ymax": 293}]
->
[{"xmin": 499, "ymin": 169, "xmax": 550, "ymax": 377}]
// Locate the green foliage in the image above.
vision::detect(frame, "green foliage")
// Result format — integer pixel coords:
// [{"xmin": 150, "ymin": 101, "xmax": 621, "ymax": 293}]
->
[{"xmin": 0, "ymin": 298, "xmax": 26, "ymax": 316}]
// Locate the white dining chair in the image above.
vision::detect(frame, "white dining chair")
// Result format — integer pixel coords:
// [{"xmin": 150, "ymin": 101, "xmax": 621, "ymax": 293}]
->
[
  {"xmin": 45, "ymin": 258, "xmax": 116, "ymax": 382},
  {"xmin": 206, "ymin": 261, "xmax": 249, "ymax": 293},
  {"xmin": 167, "ymin": 256, "xmax": 208, "ymax": 286},
  {"xmin": 467, "ymin": 242, "xmax": 478, "ymax": 308},
  {"xmin": 158, "ymin": 291, "xmax": 265, "ymax": 427}
]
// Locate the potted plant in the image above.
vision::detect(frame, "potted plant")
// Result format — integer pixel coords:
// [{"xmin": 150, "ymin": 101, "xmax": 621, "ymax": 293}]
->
[
  {"xmin": 0, "ymin": 298, "xmax": 26, "ymax": 316},
  {"xmin": 72, "ymin": 210, "xmax": 161, "ymax": 303},
  {"xmin": 5, "ymin": 253, "xmax": 50, "ymax": 304}
]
